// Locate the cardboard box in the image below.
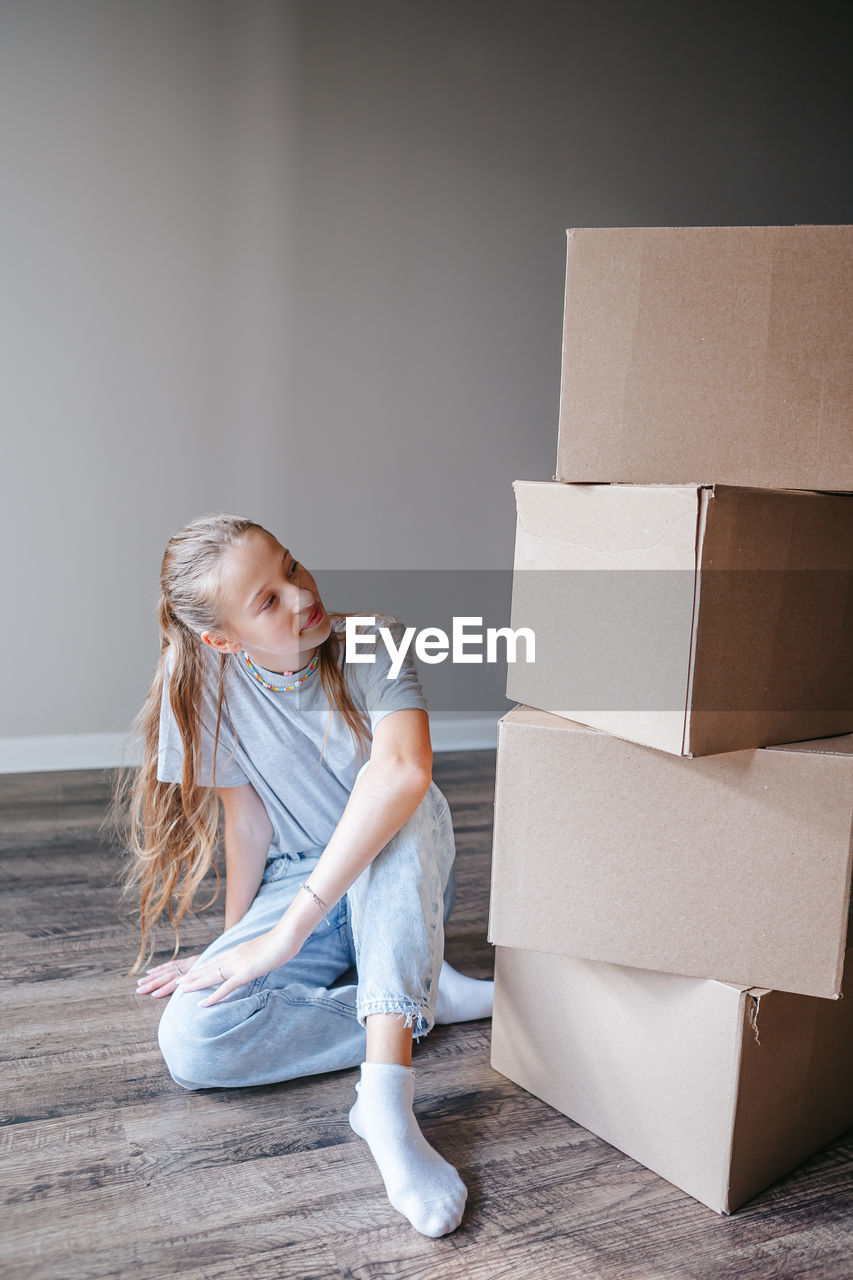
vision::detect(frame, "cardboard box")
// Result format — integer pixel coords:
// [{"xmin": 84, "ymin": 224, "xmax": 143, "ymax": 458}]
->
[
  {"xmin": 507, "ymin": 480, "xmax": 853, "ymax": 756},
  {"xmin": 556, "ymin": 225, "xmax": 853, "ymax": 491},
  {"xmin": 487, "ymin": 705, "xmax": 853, "ymax": 998},
  {"xmin": 491, "ymin": 943, "xmax": 853, "ymax": 1215}
]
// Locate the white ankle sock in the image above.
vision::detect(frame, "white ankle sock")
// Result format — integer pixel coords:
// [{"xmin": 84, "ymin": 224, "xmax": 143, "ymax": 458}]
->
[
  {"xmin": 348, "ymin": 1061, "xmax": 467, "ymax": 1237},
  {"xmin": 434, "ymin": 960, "xmax": 495, "ymax": 1025}
]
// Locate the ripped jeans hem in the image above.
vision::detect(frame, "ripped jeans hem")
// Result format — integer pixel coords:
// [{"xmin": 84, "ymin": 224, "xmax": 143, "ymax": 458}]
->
[{"xmin": 357, "ymin": 997, "xmax": 434, "ymax": 1041}]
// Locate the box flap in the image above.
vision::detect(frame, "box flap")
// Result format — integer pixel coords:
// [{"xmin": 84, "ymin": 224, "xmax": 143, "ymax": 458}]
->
[
  {"xmin": 766, "ymin": 734, "xmax": 853, "ymax": 758},
  {"xmin": 697, "ymin": 486, "xmax": 853, "ymax": 572},
  {"xmin": 684, "ymin": 486, "xmax": 853, "ymax": 755},
  {"xmin": 725, "ymin": 945, "xmax": 853, "ymax": 1211},
  {"xmin": 509, "ymin": 483, "xmax": 701, "ymax": 754},
  {"xmin": 512, "ymin": 480, "xmax": 702, "ymax": 569}
]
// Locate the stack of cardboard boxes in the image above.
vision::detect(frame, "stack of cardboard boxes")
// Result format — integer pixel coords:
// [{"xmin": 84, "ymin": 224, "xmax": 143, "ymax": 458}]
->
[{"xmin": 488, "ymin": 226, "xmax": 853, "ymax": 1215}]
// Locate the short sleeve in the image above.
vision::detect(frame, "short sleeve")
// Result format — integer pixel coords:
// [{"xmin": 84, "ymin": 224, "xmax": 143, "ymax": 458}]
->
[
  {"xmin": 156, "ymin": 649, "xmax": 249, "ymax": 788},
  {"xmin": 353, "ymin": 616, "xmax": 429, "ymax": 732}
]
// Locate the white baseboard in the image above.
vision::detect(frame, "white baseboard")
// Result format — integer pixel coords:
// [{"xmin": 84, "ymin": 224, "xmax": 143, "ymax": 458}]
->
[
  {"xmin": 0, "ymin": 714, "xmax": 500, "ymax": 774},
  {"xmin": 430, "ymin": 715, "xmax": 500, "ymax": 752},
  {"xmin": 0, "ymin": 733, "xmax": 137, "ymax": 774}
]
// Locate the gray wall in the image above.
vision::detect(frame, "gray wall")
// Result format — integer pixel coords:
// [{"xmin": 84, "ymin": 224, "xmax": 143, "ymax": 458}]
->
[{"xmin": 1, "ymin": 0, "xmax": 849, "ymax": 738}]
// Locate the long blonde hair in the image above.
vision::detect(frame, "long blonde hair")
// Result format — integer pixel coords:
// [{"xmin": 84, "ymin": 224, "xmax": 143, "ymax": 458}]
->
[{"xmin": 115, "ymin": 513, "xmax": 372, "ymax": 972}]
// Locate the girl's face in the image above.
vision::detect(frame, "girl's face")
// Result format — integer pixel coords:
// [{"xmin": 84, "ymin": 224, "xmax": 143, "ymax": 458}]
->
[{"xmin": 201, "ymin": 527, "xmax": 331, "ymax": 673}]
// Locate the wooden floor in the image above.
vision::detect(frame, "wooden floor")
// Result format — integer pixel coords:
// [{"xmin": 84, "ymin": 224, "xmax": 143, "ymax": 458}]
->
[{"xmin": 2, "ymin": 753, "xmax": 851, "ymax": 1280}]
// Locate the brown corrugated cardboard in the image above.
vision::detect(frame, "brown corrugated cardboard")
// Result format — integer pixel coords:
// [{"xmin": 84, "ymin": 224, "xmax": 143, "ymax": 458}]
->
[
  {"xmin": 491, "ymin": 943, "xmax": 853, "ymax": 1215},
  {"xmin": 487, "ymin": 705, "xmax": 853, "ymax": 997},
  {"xmin": 507, "ymin": 480, "xmax": 853, "ymax": 755},
  {"xmin": 556, "ymin": 225, "xmax": 853, "ymax": 491}
]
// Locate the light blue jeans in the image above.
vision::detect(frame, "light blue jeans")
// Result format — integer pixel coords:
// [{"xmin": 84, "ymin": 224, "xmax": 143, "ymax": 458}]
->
[{"xmin": 157, "ymin": 780, "xmax": 457, "ymax": 1090}]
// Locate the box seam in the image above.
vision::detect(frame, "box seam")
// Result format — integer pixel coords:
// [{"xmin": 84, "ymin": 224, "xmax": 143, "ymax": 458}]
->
[
  {"xmin": 554, "ymin": 234, "xmax": 573, "ymax": 482},
  {"xmin": 718, "ymin": 991, "xmax": 752, "ymax": 1214},
  {"xmin": 682, "ymin": 485, "xmax": 711, "ymax": 754},
  {"xmin": 486, "ymin": 716, "xmax": 510, "ymax": 947},
  {"xmin": 828, "ymin": 811, "xmax": 853, "ymax": 996}
]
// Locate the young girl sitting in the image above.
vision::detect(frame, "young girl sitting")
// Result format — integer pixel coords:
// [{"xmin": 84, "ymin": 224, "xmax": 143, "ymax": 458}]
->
[{"xmin": 123, "ymin": 513, "xmax": 494, "ymax": 1239}]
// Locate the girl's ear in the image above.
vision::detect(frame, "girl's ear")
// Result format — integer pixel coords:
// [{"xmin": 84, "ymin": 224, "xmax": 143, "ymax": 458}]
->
[{"xmin": 200, "ymin": 630, "xmax": 242, "ymax": 655}]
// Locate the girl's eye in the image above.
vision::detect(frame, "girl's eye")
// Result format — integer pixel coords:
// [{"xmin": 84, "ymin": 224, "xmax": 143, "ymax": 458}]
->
[
  {"xmin": 261, "ymin": 595, "xmax": 276, "ymax": 611},
  {"xmin": 289, "ymin": 560, "xmax": 299, "ymax": 577}
]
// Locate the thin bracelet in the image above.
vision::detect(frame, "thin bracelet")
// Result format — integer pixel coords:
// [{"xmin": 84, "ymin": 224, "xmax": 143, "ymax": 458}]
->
[{"xmin": 300, "ymin": 881, "xmax": 330, "ymax": 917}]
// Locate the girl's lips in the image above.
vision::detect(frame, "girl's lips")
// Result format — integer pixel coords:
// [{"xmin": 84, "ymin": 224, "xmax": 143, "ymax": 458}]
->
[{"xmin": 301, "ymin": 602, "xmax": 323, "ymax": 632}]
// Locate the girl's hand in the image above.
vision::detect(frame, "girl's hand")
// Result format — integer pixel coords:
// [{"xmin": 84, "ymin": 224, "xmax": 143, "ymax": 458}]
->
[
  {"xmin": 176, "ymin": 926, "xmax": 300, "ymax": 1007},
  {"xmin": 135, "ymin": 955, "xmax": 203, "ymax": 999}
]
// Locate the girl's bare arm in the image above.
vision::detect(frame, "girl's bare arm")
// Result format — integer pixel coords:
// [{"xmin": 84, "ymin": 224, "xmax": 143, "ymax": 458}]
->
[
  {"xmin": 179, "ymin": 708, "xmax": 433, "ymax": 1004},
  {"xmin": 218, "ymin": 783, "xmax": 274, "ymax": 930},
  {"xmin": 300, "ymin": 708, "xmax": 432, "ymax": 912}
]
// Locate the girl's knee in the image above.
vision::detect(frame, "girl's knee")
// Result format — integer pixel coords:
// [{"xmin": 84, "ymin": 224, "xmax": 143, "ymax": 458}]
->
[{"xmin": 156, "ymin": 991, "xmax": 220, "ymax": 1090}]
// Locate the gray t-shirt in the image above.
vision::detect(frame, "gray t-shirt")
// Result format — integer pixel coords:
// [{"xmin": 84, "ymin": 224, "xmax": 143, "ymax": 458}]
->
[{"xmin": 157, "ymin": 614, "xmax": 429, "ymax": 858}]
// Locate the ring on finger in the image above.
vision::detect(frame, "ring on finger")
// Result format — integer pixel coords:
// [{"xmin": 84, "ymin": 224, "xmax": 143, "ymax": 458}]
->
[
  {"xmin": 218, "ymin": 966, "xmax": 225, "ymax": 982},
  {"xmin": 174, "ymin": 961, "xmax": 184, "ymax": 976}
]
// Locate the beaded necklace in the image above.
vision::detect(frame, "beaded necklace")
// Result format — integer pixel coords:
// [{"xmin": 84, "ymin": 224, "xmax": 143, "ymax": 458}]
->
[{"xmin": 241, "ymin": 649, "xmax": 320, "ymax": 692}]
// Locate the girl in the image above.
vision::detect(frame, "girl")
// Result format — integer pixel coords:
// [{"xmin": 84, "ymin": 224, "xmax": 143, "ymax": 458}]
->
[{"xmin": 122, "ymin": 513, "xmax": 494, "ymax": 1239}]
